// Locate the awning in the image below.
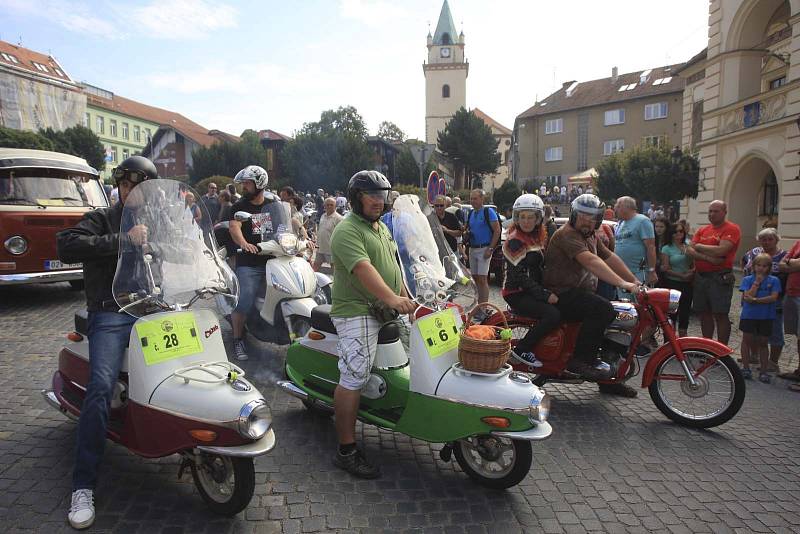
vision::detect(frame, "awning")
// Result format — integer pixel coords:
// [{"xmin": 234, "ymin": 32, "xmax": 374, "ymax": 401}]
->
[{"xmin": 567, "ymin": 168, "xmax": 597, "ymax": 185}]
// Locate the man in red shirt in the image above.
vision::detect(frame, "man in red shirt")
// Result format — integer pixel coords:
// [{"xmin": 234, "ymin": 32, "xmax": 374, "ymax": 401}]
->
[
  {"xmin": 778, "ymin": 240, "xmax": 800, "ymax": 382},
  {"xmin": 686, "ymin": 200, "xmax": 741, "ymax": 344}
]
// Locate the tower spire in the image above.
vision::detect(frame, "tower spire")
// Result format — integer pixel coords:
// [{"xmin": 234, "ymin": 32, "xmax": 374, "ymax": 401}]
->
[{"xmin": 432, "ymin": 0, "xmax": 458, "ymax": 46}]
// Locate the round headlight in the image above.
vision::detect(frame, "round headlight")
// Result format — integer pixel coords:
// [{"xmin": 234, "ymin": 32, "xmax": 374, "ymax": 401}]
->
[
  {"xmin": 277, "ymin": 233, "xmax": 298, "ymax": 253},
  {"xmin": 4, "ymin": 235, "xmax": 28, "ymax": 255},
  {"xmin": 237, "ymin": 399, "xmax": 271, "ymax": 440},
  {"xmin": 529, "ymin": 392, "xmax": 550, "ymax": 423}
]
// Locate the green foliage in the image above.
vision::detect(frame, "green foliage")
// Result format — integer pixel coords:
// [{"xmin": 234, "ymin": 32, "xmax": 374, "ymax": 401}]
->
[
  {"xmin": 492, "ymin": 180, "xmax": 522, "ymax": 212},
  {"xmin": 0, "ymin": 125, "xmax": 104, "ymax": 170},
  {"xmin": 194, "ymin": 175, "xmax": 234, "ymax": 194},
  {"xmin": 376, "ymin": 121, "xmax": 406, "ymax": 143},
  {"xmin": 393, "ymin": 184, "xmax": 424, "ymax": 196},
  {"xmin": 595, "ymin": 145, "xmax": 699, "ymax": 203},
  {"xmin": 437, "ymin": 108, "xmax": 500, "ymax": 187},
  {"xmin": 282, "ymin": 106, "xmax": 373, "ymax": 192},
  {"xmin": 189, "ymin": 133, "xmax": 267, "ymax": 184},
  {"xmin": 0, "ymin": 126, "xmax": 55, "ymax": 151}
]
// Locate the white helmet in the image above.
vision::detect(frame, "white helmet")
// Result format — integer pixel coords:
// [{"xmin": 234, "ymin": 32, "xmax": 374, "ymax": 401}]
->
[
  {"xmin": 234, "ymin": 165, "xmax": 269, "ymax": 190},
  {"xmin": 512, "ymin": 193, "xmax": 544, "ymax": 224}
]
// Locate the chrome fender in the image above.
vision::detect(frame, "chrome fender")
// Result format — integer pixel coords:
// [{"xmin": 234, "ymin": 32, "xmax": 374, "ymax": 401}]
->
[{"xmin": 641, "ymin": 336, "xmax": 733, "ymax": 387}]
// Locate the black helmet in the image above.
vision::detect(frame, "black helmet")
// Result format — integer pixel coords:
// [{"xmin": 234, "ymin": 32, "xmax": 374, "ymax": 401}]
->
[
  {"xmin": 569, "ymin": 193, "xmax": 605, "ymax": 230},
  {"xmin": 347, "ymin": 170, "xmax": 392, "ymax": 221},
  {"xmin": 112, "ymin": 156, "xmax": 158, "ymax": 186}
]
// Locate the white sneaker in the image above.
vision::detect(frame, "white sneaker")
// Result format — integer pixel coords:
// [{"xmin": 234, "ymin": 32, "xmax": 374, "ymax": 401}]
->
[
  {"xmin": 234, "ymin": 339, "xmax": 249, "ymax": 361},
  {"xmin": 68, "ymin": 489, "xmax": 95, "ymax": 530}
]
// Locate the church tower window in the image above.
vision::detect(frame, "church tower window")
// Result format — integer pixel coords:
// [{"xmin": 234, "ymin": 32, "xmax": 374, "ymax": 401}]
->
[{"xmin": 442, "ymin": 84, "xmax": 450, "ymax": 98}]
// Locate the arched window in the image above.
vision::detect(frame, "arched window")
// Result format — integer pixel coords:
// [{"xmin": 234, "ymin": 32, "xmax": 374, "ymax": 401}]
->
[{"xmin": 442, "ymin": 84, "xmax": 450, "ymax": 98}]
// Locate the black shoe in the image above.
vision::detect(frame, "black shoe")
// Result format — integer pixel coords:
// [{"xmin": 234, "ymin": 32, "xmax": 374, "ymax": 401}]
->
[
  {"xmin": 566, "ymin": 360, "xmax": 613, "ymax": 380},
  {"xmin": 598, "ymin": 382, "xmax": 638, "ymax": 398},
  {"xmin": 333, "ymin": 447, "xmax": 381, "ymax": 479}
]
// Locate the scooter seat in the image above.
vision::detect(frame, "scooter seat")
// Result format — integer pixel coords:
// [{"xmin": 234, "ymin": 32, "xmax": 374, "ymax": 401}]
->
[
  {"xmin": 74, "ymin": 309, "xmax": 89, "ymax": 337},
  {"xmin": 310, "ymin": 304, "xmax": 400, "ymax": 344}
]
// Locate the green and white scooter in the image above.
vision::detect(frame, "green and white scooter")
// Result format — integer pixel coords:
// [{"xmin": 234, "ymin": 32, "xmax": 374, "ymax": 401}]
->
[{"xmin": 277, "ymin": 195, "xmax": 552, "ymax": 489}]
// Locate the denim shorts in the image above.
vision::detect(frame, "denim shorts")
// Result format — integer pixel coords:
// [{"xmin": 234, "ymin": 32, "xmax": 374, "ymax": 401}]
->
[{"xmin": 234, "ymin": 265, "xmax": 264, "ymax": 313}]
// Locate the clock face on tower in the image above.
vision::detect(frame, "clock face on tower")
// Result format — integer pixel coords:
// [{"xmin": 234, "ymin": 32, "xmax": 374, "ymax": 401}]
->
[{"xmin": 440, "ymin": 47, "xmax": 451, "ymax": 58}]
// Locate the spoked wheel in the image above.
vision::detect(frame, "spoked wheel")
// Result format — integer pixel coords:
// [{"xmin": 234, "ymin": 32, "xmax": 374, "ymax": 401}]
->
[
  {"xmin": 453, "ymin": 435, "xmax": 532, "ymax": 489},
  {"xmin": 190, "ymin": 453, "xmax": 255, "ymax": 516},
  {"xmin": 648, "ymin": 351, "xmax": 745, "ymax": 428}
]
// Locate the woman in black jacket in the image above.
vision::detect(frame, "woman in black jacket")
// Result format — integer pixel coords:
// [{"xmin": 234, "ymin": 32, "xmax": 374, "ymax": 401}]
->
[{"xmin": 502, "ymin": 194, "xmax": 560, "ymax": 367}]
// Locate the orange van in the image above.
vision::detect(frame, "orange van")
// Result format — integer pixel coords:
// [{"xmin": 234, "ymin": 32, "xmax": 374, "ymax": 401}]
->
[{"xmin": 0, "ymin": 148, "xmax": 109, "ymax": 287}]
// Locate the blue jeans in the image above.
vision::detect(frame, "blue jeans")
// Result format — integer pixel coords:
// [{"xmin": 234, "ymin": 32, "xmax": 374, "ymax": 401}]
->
[
  {"xmin": 73, "ymin": 311, "xmax": 137, "ymax": 490},
  {"xmin": 234, "ymin": 265, "xmax": 264, "ymax": 314}
]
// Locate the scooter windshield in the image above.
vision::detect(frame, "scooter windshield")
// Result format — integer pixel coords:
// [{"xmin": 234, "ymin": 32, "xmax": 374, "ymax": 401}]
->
[
  {"xmin": 389, "ymin": 195, "xmax": 477, "ymax": 313},
  {"xmin": 249, "ymin": 195, "xmax": 296, "ymax": 241},
  {"xmin": 113, "ymin": 179, "xmax": 238, "ymax": 318}
]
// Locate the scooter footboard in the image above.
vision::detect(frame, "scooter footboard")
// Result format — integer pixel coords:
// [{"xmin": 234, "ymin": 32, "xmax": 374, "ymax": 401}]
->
[{"xmin": 641, "ymin": 337, "xmax": 733, "ymax": 387}]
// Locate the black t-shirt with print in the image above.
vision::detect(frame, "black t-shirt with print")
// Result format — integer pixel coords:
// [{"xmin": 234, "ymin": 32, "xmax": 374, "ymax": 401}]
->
[
  {"xmin": 438, "ymin": 211, "xmax": 461, "ymax": 252},
  {"xmin": 229, "ymin": 198, "xmax": 272, "ymax": 267}
]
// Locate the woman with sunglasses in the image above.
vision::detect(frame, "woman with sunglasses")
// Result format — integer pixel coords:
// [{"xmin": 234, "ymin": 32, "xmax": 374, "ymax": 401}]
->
[{"xmin": 660, "ymin": 221, "xmax": 695, "ymax": 337}]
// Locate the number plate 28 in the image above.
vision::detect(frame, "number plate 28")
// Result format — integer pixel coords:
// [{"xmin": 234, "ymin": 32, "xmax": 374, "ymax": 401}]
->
[
  {"xmin": 135, "ymin": 312, "xmax": 203, "ymax": 366},
  {"xmin": 416, "ymin": 309, "xmax": 460, "ymax": 359}
]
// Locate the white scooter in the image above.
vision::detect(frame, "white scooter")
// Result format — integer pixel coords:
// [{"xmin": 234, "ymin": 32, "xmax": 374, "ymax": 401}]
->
[
  {"xmin": 44, "ymin": 179, "xmax": 274, "ymax": 515},
  {"xmin": 234, "ymin": 204, "xmax": 331, "ymax": 344}
]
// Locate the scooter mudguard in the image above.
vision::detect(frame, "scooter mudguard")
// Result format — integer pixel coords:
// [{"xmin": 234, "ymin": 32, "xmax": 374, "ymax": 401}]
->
[
  {"xmin": 315, "ymin": 271, "xmax": 332, "ymax": 289},
  {"xmin": 641, "ymin": 336, "xmax": 733, "ymax": 387},
  {"xmin": 280, "ymin": 298, "xmax": 317, "ymax": 323}
]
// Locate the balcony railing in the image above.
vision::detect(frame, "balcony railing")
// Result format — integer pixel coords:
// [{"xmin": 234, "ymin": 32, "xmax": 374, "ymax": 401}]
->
[{"xmin": 714, "ymin": 85, "xmax": 790, "ymax": 137}]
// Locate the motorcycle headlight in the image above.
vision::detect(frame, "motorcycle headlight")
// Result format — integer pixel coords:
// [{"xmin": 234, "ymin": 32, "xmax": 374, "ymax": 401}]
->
[
  {"xmin": 668, "ymin": 289, "xmax": 681, "ymax": 314},
  {"xmin": 4, "ymin": 235, "xmax": 27, "ymax": 255},
  {"xmin": 237, "ymin": 399, "xmax": 271, "ymax": 440},
  {"xmin": 277, "ymin": 233, "xmax": 298, "ymax": 254},
  {"xmin": 529, "ymin": 391, "xmax": 550, "ymax": 423}
]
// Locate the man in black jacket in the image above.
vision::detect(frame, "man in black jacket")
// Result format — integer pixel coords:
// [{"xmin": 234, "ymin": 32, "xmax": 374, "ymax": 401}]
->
[{"xmin": 56, "ymin": 156, "xmax": 157, "ymax": 530}]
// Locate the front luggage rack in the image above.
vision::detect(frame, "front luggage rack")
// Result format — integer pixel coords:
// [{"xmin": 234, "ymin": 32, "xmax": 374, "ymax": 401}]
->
[{"xmin": 173, "ymin": 361, "xmax": 245, "ymax": 384}]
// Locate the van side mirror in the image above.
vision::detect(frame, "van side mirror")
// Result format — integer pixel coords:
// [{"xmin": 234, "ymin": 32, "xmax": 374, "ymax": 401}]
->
[{"xmin": 234, "ymin": 211, "xmax": 252, "ymax": 222}]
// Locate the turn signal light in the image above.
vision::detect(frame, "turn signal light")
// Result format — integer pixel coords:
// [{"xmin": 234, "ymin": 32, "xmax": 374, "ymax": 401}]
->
[
  {"xmin": 481, "ymin": 416, "xmax": 511, "ymax": 428},
  {"xmin": 307, "ymin": 331, "xmax": 325, "ymax": 340},
  {"xmin": 189, "ymin": 430, "xmax": 218, "ymax": 442},
  {"xmin": 67, "ymin": 332, "xmax": 83, "ymax": 342},
  {"xmin": 0, "ymin": 262, "xmax": 16, "ymax": 271}
]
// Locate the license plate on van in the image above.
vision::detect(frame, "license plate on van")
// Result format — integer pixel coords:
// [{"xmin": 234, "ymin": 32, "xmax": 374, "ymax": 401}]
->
[{"xmin": 44, "ymin": 260, "xmax": 82, "ymax": 270}]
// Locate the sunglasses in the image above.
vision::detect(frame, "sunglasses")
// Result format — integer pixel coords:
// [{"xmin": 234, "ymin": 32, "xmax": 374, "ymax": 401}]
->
[{"xmin": 434, "ymin": 204, "xmax": 445, "ymax": 207}]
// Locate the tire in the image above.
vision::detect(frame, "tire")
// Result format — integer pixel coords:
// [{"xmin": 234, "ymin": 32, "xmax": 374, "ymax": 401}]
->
[
  {"xmin": 68, "ymin": 280, "xmax": 84, "ymax": 290},
  {"xmin": 191, "ymin": 454, "xmax": 255, "ymax": 516},
  {"xmin": 648, "ymin": 352, "xmax": 745, "ymax": 429},
  {"xmin": 453, "ymin": 435, "xmax": 532, "ymax": 489},
  {"xmin": 322, "ymin": 284, "xmax": 332, "ymax": 305}
]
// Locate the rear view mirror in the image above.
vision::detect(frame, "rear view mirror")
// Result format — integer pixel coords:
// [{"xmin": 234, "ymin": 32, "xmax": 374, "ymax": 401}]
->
[{"xmin": 234, "ymin": 211, "xmax": 252, "ymax": 222}]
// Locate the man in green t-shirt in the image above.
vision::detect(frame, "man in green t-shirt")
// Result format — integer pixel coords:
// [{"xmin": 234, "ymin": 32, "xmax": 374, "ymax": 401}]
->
[{"xmin": 330, "ymin": 171, "xmax": 416, "ymax": 479}]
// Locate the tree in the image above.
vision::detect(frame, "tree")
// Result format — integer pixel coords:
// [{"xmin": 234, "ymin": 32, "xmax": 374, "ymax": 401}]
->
[
  {"xmin": 395, "ymin": 140, "xmax": 436, "ymax": 186},
  {"xmin": 376, "ymin": 121, "xmax": 406, "ymax": 143},
  {"xmin": 0, "ymin": 127, "xmax": 55, "ymax": 151},
  {"xmin": 0, "ymin": 126, "xmax": 104, "ymax": 169},
  {"xmin": 437, "ymin": 107, "xmax": 500, "ymax": 190},
  {"xmin": 189, "ymin": 132, "xmax": 267, "ymax": 184},
  {"xmin": 595, "ymin": 145, "xmax": 699, "ymax": 204},
  {"xmin": 282, "ymin": 106, "xmax": 373, "ymax": 192},
  {"xmin": 492, "ymin": 180, "xmax": 522, "ymax": 212},
  {"xmin": 61, "ymin": 126, "xmax": 105, "ymax": 170}
]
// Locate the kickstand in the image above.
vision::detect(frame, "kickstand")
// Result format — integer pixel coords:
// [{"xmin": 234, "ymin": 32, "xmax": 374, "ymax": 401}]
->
[
  {"xmin": 439, "ymin": 443, "xmax": 453, "ymax": 462},
  {"xmin": 177, "ymin": 456, "xmax": 193, "ymax": 479}
]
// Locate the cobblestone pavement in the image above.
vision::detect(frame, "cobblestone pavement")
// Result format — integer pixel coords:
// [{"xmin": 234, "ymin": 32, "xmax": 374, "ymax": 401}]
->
[{"xmin": 1, "ymin": 282, "xmax": 799, "ymax": 534}]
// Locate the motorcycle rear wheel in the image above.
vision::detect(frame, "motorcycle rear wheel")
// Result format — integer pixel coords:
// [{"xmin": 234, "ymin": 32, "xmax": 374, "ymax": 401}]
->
[
  {"xmin": 191, "ymin": 453, "xmax": 255, "ymax": 516},
  {"xmin": 453, "ymin": 435, "xmax": 532, "ymax": 489},
  {"xmin": 648, "ymin": 351, "xmax": 745, "ymax": 428}
]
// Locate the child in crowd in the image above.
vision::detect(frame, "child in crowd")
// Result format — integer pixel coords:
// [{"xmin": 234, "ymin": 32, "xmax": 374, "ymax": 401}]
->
[{"xmin": 739, "ymin": 253, "xmax": 781, "ymax": 383}]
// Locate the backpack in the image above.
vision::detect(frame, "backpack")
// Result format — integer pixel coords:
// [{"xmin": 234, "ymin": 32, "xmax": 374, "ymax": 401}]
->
[{"xmin": 466, "ymin": 206, "xmax": 497, "ymax": 245}]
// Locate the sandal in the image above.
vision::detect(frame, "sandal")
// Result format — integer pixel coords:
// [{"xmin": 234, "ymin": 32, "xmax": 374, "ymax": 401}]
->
[
  {"xmin": 777, "ymin": 369, "xmax": 800, "ymax": 381},
  {"xmin": 788, "ymin": 383, "xmax": 800, "ymax": 392}
]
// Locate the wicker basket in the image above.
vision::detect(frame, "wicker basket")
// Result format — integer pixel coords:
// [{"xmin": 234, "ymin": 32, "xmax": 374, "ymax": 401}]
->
[{"xmin": 458, "ymin": 303, "xmax": 511, "ymax": 373}]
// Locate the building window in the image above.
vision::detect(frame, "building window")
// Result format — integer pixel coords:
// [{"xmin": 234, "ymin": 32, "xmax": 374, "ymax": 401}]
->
[
  {"xmin": 83, "ymin": 112, "xmax": 90, "ymax": 128},
  {"xmin": 644, "ymin": 102, "xmax": 668, "ymax": 120},
  {"xmin": 545, "ymin": 118, "xmax": 563, "ymax": 134},
  {"xmin": 761, "ymin": 171, "xmax": 778, "ymax": 216},
  {"xmin": 1, "ymin": 52, "xmax": 19, "ymax": 64},
  {"xmin": 642, "ymin": 135, "xmax": 668, "ymax": 147},
  {"xmin": 145, "ymin": 128, "xmax": 152, "ymax": 142},
  {"xmin": 545, "ymin": 146, "xmax": 563, "ymax": 162},
  {"xmin": 604, "ymin": 109, "xmax": 625, "ymax": 126},
  {"xmin": 133, "ymin": 125, "xmax": 140, "ymax": 142},
  {"xmin": 603, "ymin": 139, "xmax": 625, "ymax": 155},
  {"xmin": 109, "ymin": 120, "xmax": 117, "ymax": 137},
  {"xmin": 96, "ymin": 116, "xmax": 104, "ymax": 134},
  {"xmin": 122, "ymin": 149, "xmax": 130, "ymax": 160},
  {"xmin": 770, "ymin": 76, "xmax": 787, "ymax": 90},
  {"xmin": 121, "ymin": 122, "xmax": 129, "ymax": 140},
  {"xmin": 442, "ymin": 84, "xmax": 450, "ymax": 98},
  {"xmin": 111, "ymin": 146, "xmax": 118, "ymax": 163},
  {"xmin": 32, "ymin": 61, "xmax": 49, "ymax": 72}
]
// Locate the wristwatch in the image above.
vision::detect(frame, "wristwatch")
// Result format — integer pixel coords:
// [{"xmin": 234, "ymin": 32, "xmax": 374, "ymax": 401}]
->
[{"xmin": 647, "ymin": 268, "xmax": 656, "ymax": 273}]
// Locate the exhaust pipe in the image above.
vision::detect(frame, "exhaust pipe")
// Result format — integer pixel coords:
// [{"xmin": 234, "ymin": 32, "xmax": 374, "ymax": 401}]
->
[
  {"xmin": 276, "ymin": 380, "xmax": 309, "ymax": 401},
  {"xmin": 41, "ymin": 390, "xmax": 79, "ymax": 421}
]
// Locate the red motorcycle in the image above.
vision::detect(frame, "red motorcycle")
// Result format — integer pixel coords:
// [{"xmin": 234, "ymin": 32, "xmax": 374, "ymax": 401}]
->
[{"xmin": 482, "ymin": 287, "xmax": 745, "ymax": 428}]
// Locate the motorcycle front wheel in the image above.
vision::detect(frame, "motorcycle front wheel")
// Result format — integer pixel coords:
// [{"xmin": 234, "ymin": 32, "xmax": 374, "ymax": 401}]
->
[
  {"xmin": 191, "ymin": 453, "xmax": 255, "ymax": 516},
  {"xmin": 453, "ymin": 435, "xmax": 532, "ymax": 489},
  {"xmin": 648, "ymin": 351, "xmax": 745, "ymax": 429}
]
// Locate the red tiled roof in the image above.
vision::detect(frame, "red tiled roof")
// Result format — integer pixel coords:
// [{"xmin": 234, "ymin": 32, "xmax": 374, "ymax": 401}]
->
[
  {"xmin": 517, "ymin": 64, "xmax": 685, "ymax": 119},
  {"xmin": 258, "ymin": 129, "xmax": 292, "ymax": 142},
  {"xmin": 87, "ymin": 92, "xmax": 237, "ymax": 147},
  {"xmin": 473, "ymin": 107, "xmax": 512, "ymax": 136},
  {"xmin": 0, "ymin": 39, "xmax": 74, "ymax": 84}
]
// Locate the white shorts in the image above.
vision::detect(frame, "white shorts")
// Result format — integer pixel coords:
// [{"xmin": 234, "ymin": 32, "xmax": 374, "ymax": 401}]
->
[
  {"xmin": 332, "ymin": 315, "xmax": 410, "ymax": 390},
  {"xmin": 468, "ymin": 246, "xmax": 492, "ymax": 276}
]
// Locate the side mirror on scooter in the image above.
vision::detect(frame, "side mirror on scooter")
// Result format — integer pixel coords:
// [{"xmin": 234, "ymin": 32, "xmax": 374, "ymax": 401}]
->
[{"xmin": 234, "ymin": 211, "xmax": 252, "ymax": 222}]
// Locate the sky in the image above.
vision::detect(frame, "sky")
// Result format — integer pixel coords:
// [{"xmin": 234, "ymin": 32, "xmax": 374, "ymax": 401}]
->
[{"xmin": 2, "ymin": 0, "xmax": 710, "ymax": 140}]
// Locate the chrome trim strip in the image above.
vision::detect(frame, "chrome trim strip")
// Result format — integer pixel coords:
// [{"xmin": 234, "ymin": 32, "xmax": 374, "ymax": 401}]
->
[
  {"xmin": 276, "ymin": 380, "xmax": 310, "ymax": 400},
  {"xmin": 0, "ymin": 269, "xmax": 83, "ymax": 285},
  {"xmin": 135, "ymin": 400, "xmax": 241, "ymax": 431},
  {"xmin": 197, "ymin": 428, "xmax": 276, "ymax": 458},
  {"xmin": 491, "ymin": 422, "xmax": 553, "ymax": 441},
  {"xmin": 309, "ymin": 374, "xmax": 338, "ymax": 386},
  {"xmin": 41, "ymin": 389, "xmax": 79, "ymax": 421}
]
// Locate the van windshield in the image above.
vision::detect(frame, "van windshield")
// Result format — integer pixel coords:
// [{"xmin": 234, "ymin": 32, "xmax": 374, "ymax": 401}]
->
[{"xmin": 0, "ymin": 169, "xmax": 107, "ymax": 208}]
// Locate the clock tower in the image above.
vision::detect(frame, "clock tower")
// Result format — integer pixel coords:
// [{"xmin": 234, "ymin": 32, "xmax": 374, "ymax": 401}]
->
[{"xmin": 423, "ymin": 0, "xmax": 468, "ymax": 145}]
